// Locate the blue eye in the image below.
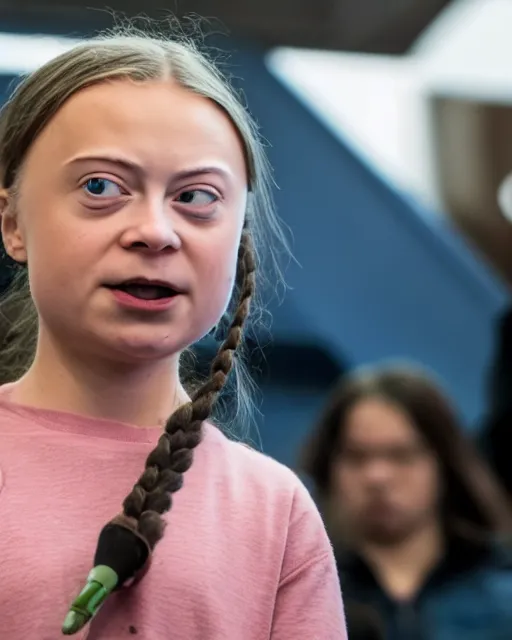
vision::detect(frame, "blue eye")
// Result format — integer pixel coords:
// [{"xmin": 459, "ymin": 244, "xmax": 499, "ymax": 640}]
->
[
  {"xmin": 177, "ymin": 190, "xmax": 217, "ymax": 206},
  {"xmin": 83, "ymin": 178, "xmax": 123, "ymax": 197}
]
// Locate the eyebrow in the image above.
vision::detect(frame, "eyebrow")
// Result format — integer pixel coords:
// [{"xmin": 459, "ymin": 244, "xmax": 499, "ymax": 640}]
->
[{"xmin": 65, "ymin": 154, "xmax": 231, "ymax": 182}]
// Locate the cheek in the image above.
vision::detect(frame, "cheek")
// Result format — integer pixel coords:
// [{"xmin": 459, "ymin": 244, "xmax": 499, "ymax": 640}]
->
[
  {"xmin": 404, "ymin": 463, "xmax": 440, "ymax": 510},
  {"xmin": 335, "ymin": 468, "xmax": 362, "ymax": 505},
  {"xmin": 24, "ymin": 235, "xmax": 69, "ymax": 308},
  {"xmin": 22, "ymin": 197, "xmax": 74, "ymax": 268},
  {"xmin": 192, "ymin": 228, "xmax": 241, "ymax": 316},
  {"xmin": 23, "ymin": 220, "xmax": 99, "ymax": 312}
]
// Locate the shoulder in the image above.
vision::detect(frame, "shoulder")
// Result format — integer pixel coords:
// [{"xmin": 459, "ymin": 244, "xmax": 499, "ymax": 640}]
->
[
  {"xmin": 0, "ymin": 384, "xmax": 35, "ymax": 433},
  {"xmin": 439, "ymin": 546, "xmax": 512, "ymax": 615},
  {"xmin": 202, "ymin": 423, "xmax": 314, "ymax": 507},
  {"xmin": 0, "ymin": 383, "xmax": 14, "ymax": 398},
  {"xmin": 483, "ymin": 547, "xmax": 512, "ymax": 601},
  {"xmin": 201, "ymin": 424, "xmax": 335, "ymax": 576}
]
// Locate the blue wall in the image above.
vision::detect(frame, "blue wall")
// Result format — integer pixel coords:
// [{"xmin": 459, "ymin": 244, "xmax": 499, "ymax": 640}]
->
[{"xmin": 225, "ymin": 43, "xmax": 508, "ymax": 429}]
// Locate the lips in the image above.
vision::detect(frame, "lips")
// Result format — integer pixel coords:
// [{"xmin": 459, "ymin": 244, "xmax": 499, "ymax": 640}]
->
[{"xmin": 105, "ymin": 279, "xmax": 181, "ymax": 301}]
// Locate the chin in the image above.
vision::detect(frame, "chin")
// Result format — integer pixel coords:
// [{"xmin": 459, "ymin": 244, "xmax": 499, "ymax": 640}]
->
[
  {"xmin": 114, "ymin": 343, "xmax": 179, "ymax": 363},
  {"xmin": 91, "ymin": 326, "xmax": 193, "ymax": 364},
  {"xmin": 361, "ymin": 519, "xmax": 413, "ymax": 545},
  {"xmin": 115, "ymin": 337, "xmax": 188, "ymax": 362}
]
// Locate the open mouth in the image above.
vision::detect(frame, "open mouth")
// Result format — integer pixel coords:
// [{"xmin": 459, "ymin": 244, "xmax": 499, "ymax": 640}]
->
[{"xmin": 106, "ymin": 282, "xmax": 179, "ymax": 301}]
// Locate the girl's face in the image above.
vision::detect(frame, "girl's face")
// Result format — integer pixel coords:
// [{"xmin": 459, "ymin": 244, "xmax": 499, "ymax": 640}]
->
[{"xmin": 1, "ymin": 79, "xmax": 248, "ymax": 364}]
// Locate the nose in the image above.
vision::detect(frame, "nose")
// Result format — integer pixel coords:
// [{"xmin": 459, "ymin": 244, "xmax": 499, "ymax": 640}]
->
[
  {"xmin": 363, "ymin": 458, "xmax": 394, "ymax": 486},
  {"xmin": 120, "ymin": 198, "xmax": 182, "ymax": 253}
]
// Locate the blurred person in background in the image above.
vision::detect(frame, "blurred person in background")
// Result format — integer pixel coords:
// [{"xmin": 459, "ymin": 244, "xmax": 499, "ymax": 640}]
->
[{"xmin": 301, "ymin": 364, "xmax": 512, "ymax": 640}]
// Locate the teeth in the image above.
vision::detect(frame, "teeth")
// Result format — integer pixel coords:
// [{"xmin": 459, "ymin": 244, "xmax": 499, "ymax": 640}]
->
[{"xmin": 121, "ymin": 284, "xmax": 173, "ymax": 300}]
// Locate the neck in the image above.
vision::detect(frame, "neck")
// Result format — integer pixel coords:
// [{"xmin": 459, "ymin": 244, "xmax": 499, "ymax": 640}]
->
[
  {"xmin": 360, "ymin": 519, "xmax": 444, "ymax": 601},
  {"xmin": 11, "ymin": 328, "xmax": 189, "ymax": 427}
]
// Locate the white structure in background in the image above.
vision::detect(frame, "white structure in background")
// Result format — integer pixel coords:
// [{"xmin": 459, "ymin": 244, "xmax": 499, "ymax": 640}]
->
[
  {"xmin": 267, "ymin": 49, "xmax": 435, "ymax": 208},
  {"xmin": 0, "ymin": 33, "xmax": 80, "ymax": 75},
  {"xmin": 267, "ymin": 0, "xmax": 512, "ymax": 212},
  {"xmin": 415, "ymin": 0, "xmax": 512, "ymax": 103}
]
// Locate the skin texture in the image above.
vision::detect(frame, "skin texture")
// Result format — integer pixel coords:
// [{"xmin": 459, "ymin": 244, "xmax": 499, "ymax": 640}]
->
[
  {"xmin": 0, "ymin": 79, "xmax": 248, "ymax": 425},
  {"xmin": 333, "ymin": 397, "xmax": 441, "ymax": 545}
]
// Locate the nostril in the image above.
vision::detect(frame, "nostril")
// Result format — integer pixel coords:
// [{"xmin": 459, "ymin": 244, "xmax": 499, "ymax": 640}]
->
[{"xmin": 128, "ymin": 240, "xmax": 178, "ymax": 251}]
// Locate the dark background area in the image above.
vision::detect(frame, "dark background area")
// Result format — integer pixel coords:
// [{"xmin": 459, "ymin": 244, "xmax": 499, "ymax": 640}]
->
[{"xmin": 0, "ymin": 0, "xmax": 451, "ymax": 53}]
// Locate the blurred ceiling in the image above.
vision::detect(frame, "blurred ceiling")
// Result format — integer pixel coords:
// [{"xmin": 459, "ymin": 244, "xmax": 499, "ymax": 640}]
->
[{"xmin": 0, "ymin": 0, "xmax": 452, "ymax": 54}]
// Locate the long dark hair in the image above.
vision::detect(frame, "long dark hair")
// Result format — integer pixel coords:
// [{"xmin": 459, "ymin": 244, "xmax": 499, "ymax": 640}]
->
[{"xmin": 300, "ymin": 364, "xmax": 512, "ymax": 540}]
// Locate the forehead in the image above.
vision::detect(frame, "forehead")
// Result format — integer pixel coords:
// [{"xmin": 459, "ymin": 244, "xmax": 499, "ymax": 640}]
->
[
  {"xmin": 343, "ymin": 397, "xmax": 421, "ymax": 446},
  {"xmin": 24, "ymin": 78, "xmax": 247, "ymax": 175}
]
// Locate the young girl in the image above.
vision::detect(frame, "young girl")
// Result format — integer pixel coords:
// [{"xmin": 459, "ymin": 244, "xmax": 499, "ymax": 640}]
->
[{"xmin": 0, "ymin": 30, "xmax": 346, "ymax": 639}]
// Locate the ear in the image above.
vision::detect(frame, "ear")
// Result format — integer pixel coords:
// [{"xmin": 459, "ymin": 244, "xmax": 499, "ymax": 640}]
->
[{"xmin": 0, "ymin": 188, "xmax": 27, "ymax": 263}]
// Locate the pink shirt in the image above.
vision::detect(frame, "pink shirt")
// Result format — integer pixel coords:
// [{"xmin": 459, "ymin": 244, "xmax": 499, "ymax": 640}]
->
[{"xmin": 0, "ymin": 386, "xmax": 346, "ymax": 639}]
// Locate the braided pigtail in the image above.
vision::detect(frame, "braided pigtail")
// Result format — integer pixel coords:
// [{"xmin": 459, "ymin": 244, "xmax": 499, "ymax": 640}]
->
[{"xmin": 62, "ymin": 230, "xmax": 256, "ymax": 635}]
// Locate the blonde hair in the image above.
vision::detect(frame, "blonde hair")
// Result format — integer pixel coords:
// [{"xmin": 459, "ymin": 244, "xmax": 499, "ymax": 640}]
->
[{"xmin": 0, "ymin": 28, "xmax": 287, "ymax": 630}]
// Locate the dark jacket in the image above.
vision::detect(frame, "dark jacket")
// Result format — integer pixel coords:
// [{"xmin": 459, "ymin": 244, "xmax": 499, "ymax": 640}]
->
[
  {"xmin": 337, "ymin": 538, "xmax": 512, "ymax": 640},
  {"xmin": 344, "ymin": 601, "xmax": 385, "ymax": 640},
  {"xmin": 480, "ymin": 307, "xmax": 512, "ymax": 496}
]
